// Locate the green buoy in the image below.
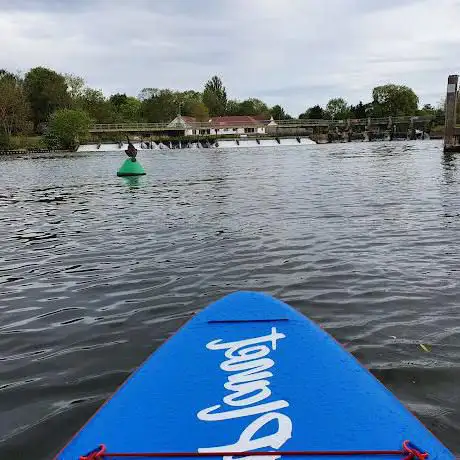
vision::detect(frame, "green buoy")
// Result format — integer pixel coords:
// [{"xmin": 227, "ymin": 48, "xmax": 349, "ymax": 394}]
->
[{"xmin": 117, "ymin": 158, "xmax": 146, "ymax": 177}]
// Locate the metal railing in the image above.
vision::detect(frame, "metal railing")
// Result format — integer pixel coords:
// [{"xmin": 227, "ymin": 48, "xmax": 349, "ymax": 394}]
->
[{"xmin": 89, "ymin": 115, "xmax": 437, "ymax": 133}]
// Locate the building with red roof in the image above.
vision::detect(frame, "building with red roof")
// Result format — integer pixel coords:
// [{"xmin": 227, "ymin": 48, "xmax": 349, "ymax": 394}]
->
[{"xmin": 167, "ymin": 114, "xmax": 276, "ymax": 136}]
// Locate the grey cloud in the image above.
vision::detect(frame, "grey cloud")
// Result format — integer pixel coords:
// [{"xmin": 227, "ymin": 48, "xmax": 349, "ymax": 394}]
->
[
  {"xmin": 0, "ymin": 0, "xmax": 94, "ymax": 12},
  {"xmin": 0, "ymin": 0, "xmax": 458, "ymax": 116},
  {"xmin": 355, "ymin": 0, "xmax": 427, "ymax": 13}
]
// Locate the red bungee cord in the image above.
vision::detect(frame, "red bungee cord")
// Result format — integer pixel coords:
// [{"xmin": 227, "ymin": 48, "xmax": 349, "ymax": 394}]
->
[{"xmin": 79, "ymin": 440, "xmax": 428, "ymax": 460}]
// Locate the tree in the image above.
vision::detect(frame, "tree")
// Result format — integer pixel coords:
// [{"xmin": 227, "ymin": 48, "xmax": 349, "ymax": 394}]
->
[
  {"xmin": 0, "ymin": 69, "xmax": 19, "ymax": 83},
  {"xmin": 138, "ymin": 88, "xmax": 158, "ymax": 101},
  {"xmin": 236, "ymin": 98, "xmax": 270, "ymax": 117},
  {"xmin": 139, "ymin": 89, "xmax": 207, "ymax": 122},
  {"xmin": 349, "ymin": 101, "xmax": 368, "ymax": 119},
  {"xmin": 177, "ymin": 90, "xmax": 202, "ymax": 116},
  {"xmin": 226, "ymin": 99, "xmax": 241, "ymax": 116},
  {"xmin": 109, "ymin": 93, "xmax": 128, "ymax": 109},
  {"xmin": 47, "ymin": 108, "xmax": 91, "ymax": 149},
  {"xmin": 65, "ymin": 74, "xmax": 85, "ymax": 101},
  {"xmin": 270, "ymin": 105, "xmax": 286, "ymax": 120},
  {"xmin": 223, "ymin": 98, "xmax": 271, "ymax": 118},
  {"xmin": 299, "ymin": 105, "xmax": 324, "ymax": 119},
  {"xmin": 117, "ymin": 97, "xmax": 142, "ymax": 122},
  {"xmin": 76, "ymin": 88, "xmax": 115, "ymax": 123},
  {"xmin": 270, "ymin": 104, "xmax": 292, "ymax": 120},
  {"xmin": 188, "ymin": 101, "xmax": 209, "ymax": 121},
  {"xmin": 436, "ymin": 98, "xmax": 446, "ymax": 120},
  {"xmin": 0, "ymin": 74, "xmax": 30, "ymax": 147},
  {"xmin": 203, "ymin": 75, "xmax": 227, "ymax": 116},
  {"xmin": 371, "ymin": 84, "xmax": 419, "ymax": 117},
  {"xmin": 24, "ymin": 67, "xmax": 71, "ymax": 131},
  {"xmin": 140, "ymin": 89, "xmax": 178, "ymax": 122},
  {"xmin": 325, "ymin": 98, "xmax": 350, "ymax": 120}
]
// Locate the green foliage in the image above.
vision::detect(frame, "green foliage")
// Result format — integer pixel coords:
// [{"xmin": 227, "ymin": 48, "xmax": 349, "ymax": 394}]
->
[
  {"xmin": 188, "ymin": 101, "xmax": 209, "ymax": 121},
  {"xmin": 225, "ymin": 100, "xmax": 239, "ymax": 115},
  {"xmin": 0, "ymin": 69, "xmax": 19, "ymax": 83},
  {"xmin": 177, "ymin": 90, "xmax": 200, "ymax": 113},
  {"xmin": 116, "ymin": 97, "xmax": 142, "ymax": 122},
  {"xmin": 106, "ymin": 93, "xmax": 142, "ymax": 123},
  {"xmin": 0, "ymin": 73, "xmax": 31, "ymax": 147},
  {"xmin": 203, "ymin": 76, "xmax": 227, "ymax": 116},
  {"xmin": 270, "ymin": 105, "xmax": 284, "ymax": 120},
  {"xmin": 299, "ymin": 105, "xmax": 324, "ymax": 119},
  {"xmin": 138, "ymin": 88, "xmax": 157, "ymax": 101},
  {"xmin": 139, "ymin": 89, "xmax": 204, "ymax": 122},
  {"xmin": 24, "ymin": 67, "xmax": 71, "ymax": 131},
  {"xmin": 109, "ymin": 93, "xmax": 128, "ymax": 108},
  {"xmin": 9, "ymin": 135, "xmax": 46, "ymax": 149},
  {"xmin": 0, "ymin": 131, "xmax": 9, "ymax": 149},
  {"xmin": 47, "ymin": 108, "xmax": 91, "ymax": 149},
  {"xmin": 325, "ymin": 98, "xmax": 350, "ymax": 120},
  {"xmin": 241, "ymin": 99, "xmax": 270, "ymax": 117},
  {"xmin": 371, "ymin": 84, "xmax": 419, "ymax": 117},
  {"xmin": 420, "ymin": 103, "xmax": 435, "ymax": 113},
  {"xmin": 1, "ymin": 65, "xmax": 433, "ymax": 147},
  {"xmin": 270, "ymin": 105, "xmax": 291, "ymax": 120},
  {"xmin": 417, "ymin": 102, "xmax": 445, "ymax": 120},
  {"xmin": 349, "ymin": 101, "xmax": 368, "ymax": 119},
  {"xmin": 65, "ymin": 74, "xmax": 86, "ymax": 100},
  {"xmin": 140, "ymin": 89, "xmax": 180, "ymax": 122},
  {"xmin": 225, "ymin": 98, "xmax": 272, "ymax": 118},
  {"xmin": 75, "ymin": 88, "xmax": 115, "ymax": 123}
]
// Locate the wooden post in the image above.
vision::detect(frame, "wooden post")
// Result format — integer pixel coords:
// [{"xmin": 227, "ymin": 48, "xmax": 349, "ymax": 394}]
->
[
  {"xmin": 410, "ymin": 117, "xmax": 415, "ymax": 140},
  {"xmin": 444, "ymin": 74, "xmax": 458, "ymax": 151}
]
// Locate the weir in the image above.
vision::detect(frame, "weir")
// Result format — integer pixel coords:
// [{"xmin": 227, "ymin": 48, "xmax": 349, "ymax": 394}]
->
[
  {"xmin": 82, "ymin": 115, "xmax": 436, "ymax": 151},
  {"xmin": 77, "ymin": 137, "xmax": 317, "ymax": 152}
]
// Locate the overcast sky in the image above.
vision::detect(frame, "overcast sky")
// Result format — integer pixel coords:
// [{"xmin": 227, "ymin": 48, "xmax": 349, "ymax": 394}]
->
[{"xmin": 1, "ymin": 0, "xmax": 459, "ymax": 115}]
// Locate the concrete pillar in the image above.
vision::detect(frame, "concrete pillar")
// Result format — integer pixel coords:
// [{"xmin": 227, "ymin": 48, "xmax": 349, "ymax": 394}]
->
[{"xmin": 444, "ymin": 74, "xmax": 458, "ymax": 149}]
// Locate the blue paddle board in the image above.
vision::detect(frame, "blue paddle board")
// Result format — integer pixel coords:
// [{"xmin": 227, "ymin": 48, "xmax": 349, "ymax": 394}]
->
[{"xmin": 57, "ymin": 291, "xmax": 454, "ymax": 460}]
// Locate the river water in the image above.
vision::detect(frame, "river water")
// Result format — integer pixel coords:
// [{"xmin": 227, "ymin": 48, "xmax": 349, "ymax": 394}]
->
[{"xmin": 0, "ymin": 141, "xmax": 459, "ymax": 458}]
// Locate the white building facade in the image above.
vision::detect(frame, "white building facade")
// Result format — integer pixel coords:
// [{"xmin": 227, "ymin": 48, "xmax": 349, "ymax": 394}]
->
[{"xmin": 167, "ymin": 115, "xmax": 275, "ymax": 136}]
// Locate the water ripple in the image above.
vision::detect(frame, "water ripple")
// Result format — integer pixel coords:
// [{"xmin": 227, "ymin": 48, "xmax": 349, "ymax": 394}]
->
[{"xmin": 0, "ymin": 141, "xmax": 459, "ymax": 458}]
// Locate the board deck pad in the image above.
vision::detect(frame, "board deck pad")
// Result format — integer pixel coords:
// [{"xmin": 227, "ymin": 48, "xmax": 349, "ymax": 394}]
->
[{"xmin": 57, "ymin": 291, "xmax": 454, "ymax": 460}]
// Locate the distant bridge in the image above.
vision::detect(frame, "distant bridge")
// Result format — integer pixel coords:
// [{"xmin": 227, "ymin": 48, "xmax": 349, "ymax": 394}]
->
[{"xmin": 89, "ymin": 115, "xmax": 437, "ymax": 134}]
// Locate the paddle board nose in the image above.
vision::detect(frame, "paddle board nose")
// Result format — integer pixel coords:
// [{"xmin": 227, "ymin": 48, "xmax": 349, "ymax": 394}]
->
[
  {"xmin": 56, "ymin": 291, "xmax": 454, "ymax": 460},
  {"xmin": 192, "ymin": 291, "xmax": 297, "ymax": 323}
]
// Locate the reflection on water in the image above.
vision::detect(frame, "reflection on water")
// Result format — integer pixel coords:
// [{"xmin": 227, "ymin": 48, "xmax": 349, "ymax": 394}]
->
[
  {"xmin": 122, "ymin": 176, "xmax": 143, "ymax": 188},
  {"xmin": 0, "ymin": 141, "xmax": 459, "ymax": 458}
]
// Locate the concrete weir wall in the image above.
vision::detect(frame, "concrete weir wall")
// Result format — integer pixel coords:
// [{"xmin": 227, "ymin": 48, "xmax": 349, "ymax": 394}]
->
[{"xmin": 76, "ymin": 137, "xmax": 317, "ymax": 152}]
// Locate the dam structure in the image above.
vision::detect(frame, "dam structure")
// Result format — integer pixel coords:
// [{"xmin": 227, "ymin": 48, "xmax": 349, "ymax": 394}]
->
[{"xmin": 78, "ymin": 114, "xmax": 437, "ymax": 152}]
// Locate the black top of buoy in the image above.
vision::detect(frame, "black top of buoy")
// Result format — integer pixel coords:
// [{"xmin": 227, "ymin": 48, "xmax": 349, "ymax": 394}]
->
[{"xmin": 125, "ymin": 137, "xmax": 137, "ymax": 159}]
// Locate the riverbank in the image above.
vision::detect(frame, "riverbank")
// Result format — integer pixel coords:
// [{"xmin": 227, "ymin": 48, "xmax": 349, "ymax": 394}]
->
[
  {"xmin": 2, "ymin": 124, "xmax": 445, "ymax": 154},
  {"xmin": 2, "ymin": 118, "xmax": 445, "ymax": 152}
]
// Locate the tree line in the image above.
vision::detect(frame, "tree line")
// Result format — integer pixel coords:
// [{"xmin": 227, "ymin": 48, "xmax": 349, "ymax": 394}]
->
[{"xmin": 0, "ymin": 66, "xmax": 445, "ymax": 149}]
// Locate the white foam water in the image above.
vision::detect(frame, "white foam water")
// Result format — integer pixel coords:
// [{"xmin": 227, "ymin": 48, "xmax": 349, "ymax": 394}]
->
[{"xmin": 76, "ymin": 137, "xmax": 316, "ymax": 152}]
